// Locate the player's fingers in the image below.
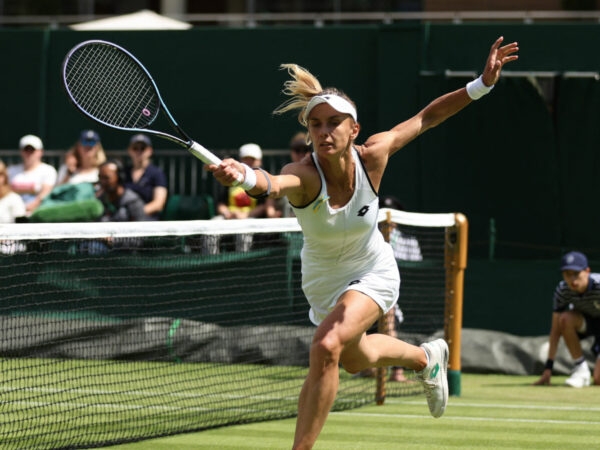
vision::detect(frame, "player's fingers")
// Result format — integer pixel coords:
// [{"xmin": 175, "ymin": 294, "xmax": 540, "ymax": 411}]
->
[
  {"xmin": 498, "ymin": 43, "xmax": 519, "ymax": 58},
  {"xmin": 490, "ymin": 36, "xmax": 504, "ymax": 50}
]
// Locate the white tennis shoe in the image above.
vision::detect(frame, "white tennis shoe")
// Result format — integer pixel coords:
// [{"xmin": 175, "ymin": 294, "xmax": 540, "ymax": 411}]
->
[
  {"xmin": 418, "ymin": 339, "xmax": 449, "ymax": 418},
  {"xmin": 565, "ymin": 361, "xmax": 591, "ymax": 388}
]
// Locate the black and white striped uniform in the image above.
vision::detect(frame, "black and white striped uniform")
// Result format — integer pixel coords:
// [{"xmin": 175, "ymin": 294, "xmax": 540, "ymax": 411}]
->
[{"xmin": 553, "ymin": 273, "xmax": 600, "ymax": 355}]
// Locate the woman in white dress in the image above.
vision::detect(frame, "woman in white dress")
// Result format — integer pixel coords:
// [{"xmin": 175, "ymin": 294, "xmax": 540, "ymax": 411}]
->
[{"xmin": 209, "ymin": 36, "xmax": 519, "ymax": 450}]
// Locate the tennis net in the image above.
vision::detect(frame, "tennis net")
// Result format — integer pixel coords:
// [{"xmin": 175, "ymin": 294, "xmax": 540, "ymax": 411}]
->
[{"xmin": 0, "ymin": 208, "xmax": 466, "ymax": 448}]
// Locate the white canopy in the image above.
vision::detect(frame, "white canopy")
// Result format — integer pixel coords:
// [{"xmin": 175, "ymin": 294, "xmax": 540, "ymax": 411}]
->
[{"xmin": 70, "ymin": 9, "xmax": 192, "ymax": 31}]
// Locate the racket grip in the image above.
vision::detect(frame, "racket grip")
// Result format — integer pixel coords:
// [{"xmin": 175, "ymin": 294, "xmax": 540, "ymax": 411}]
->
[
  {"xmin": 188, "ymin": 141, "xmax": 222, "ymax": 166},
  {"xmin": 189, "ymin": 141, "xmax": 244, "ymax": 184}
]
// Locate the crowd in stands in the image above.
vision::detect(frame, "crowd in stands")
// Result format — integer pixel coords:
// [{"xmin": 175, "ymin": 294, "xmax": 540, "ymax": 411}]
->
[
  {"xmin": 0, "ymin": 131, "xmax": 311, "ymax": 226},
  {"xmin": 0, "ymin": 131, "xmax": 168, "ymax": 224}
]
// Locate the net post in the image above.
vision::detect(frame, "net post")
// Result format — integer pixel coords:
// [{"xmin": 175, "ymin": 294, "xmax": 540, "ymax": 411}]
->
[
  {"xmin": 375, "ymin": 210, "xmax": 393, "ymax": 405},
  {"xmin": 375, "ymin": 309, "xmax": 395, "ymax": 405},
  {"xmin": 444, "ymin": 213, "xmax": 468, "ymax": 397}
]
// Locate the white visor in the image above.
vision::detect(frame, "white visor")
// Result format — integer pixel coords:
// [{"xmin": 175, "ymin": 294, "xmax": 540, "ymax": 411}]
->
[{"xmin": 303, "ymin": 94, "xmax": 357, "ymax": 124}]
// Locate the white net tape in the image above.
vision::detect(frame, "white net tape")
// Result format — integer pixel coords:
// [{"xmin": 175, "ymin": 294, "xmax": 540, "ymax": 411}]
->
[{"xmin": 0, "ymin": 208, "xmax": 456, "ymax": 240}]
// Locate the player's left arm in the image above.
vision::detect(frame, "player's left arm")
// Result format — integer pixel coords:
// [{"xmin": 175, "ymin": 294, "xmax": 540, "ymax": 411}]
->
[{"xmin": 380, "ymin": 36, "xmax": 518, "ymax": 158}]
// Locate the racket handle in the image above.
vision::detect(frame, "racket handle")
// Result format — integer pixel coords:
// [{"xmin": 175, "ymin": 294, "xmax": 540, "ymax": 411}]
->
[
  {"xmin": 188, "ymin": 141, "xmax": 244, "ymax": 184},
  {"xmin": 188, "ymin": 141, "xmax": 222, "ymax": 166}
]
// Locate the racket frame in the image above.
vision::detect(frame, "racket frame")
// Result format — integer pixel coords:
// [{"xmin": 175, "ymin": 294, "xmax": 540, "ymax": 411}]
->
[{"xmin": 62, "ymin": 39, "xmax": 224, "ymax": 167}]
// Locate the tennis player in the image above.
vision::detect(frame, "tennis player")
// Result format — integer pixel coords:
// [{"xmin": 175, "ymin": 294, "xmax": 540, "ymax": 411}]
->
[{"xmin": 209, "ymin": 36, "xmax": 519, "ymax": 450}]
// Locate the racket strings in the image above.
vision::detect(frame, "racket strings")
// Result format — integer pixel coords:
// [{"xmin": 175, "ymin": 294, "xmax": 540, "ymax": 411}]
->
[{"xmin": 65, "ymin": 43, "xmax": 160, "ymax": 129}]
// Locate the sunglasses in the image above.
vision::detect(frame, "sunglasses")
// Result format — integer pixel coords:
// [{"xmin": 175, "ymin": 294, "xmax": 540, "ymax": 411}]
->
[
  {"xmin": 291, "ymin": 144, "xmax": 310, "ymax": 153},
  {"xmin": 21, "ymin": 146, "xmax": 37, "ymax": 152},
  {"xmin": 130, "ymin": 144, "xmax": 148, "ymax": 151}
]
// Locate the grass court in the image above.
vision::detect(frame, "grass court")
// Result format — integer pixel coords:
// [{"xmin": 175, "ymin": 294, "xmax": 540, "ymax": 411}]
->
[{"xmin": 106, "ymin": 373, "xmax": 600, "ymax": 449}]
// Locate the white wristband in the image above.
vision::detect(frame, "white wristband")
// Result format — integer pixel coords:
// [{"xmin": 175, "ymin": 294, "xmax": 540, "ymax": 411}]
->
[
  {"xmin": 466, "ymin": 75, "xmax": 494, "ymax": 100},
  {"xmin": 239, "ymin": 163, "xmax": 257, "ymax": 190}
]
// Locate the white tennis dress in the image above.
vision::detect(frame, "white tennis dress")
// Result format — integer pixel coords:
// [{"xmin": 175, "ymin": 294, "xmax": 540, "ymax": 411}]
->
[{"xmin": 292, "ymin": 148, "xmax": 400, "ymax": 325}]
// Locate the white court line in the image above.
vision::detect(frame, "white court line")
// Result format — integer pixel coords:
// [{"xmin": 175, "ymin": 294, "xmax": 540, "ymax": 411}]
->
[
  {"xmin": 331, "ymin": 411, "xmax": 600, "ymax": 426},
  {"xmin": 385, "ymin": 399, "xmax": 600, "ymax": 412}
]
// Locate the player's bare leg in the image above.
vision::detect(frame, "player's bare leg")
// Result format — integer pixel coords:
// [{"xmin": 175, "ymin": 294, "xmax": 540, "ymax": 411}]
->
[{"xmin": 293, "ymin": 292, "xmax": 429, "ymax": 449}]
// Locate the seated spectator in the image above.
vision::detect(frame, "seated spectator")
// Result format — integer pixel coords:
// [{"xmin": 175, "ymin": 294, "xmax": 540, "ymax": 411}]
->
[
  {"xmin": 97, "ymin": 159, "xmax": 148, "ymax": 222},
  {"xmin": 57, "ymin": 130, "xmax": 107, "ymax": 185},
  {"xmin": 56, "ymin": 149, "xmax": 78, "ymax": 185},
  {"xmin": 211, "ymin": 143, "xmax": 280, "ymax": 252},
  {"xmin": 215, "ymin": 143, "xmax": 281, "ymax": 220},
  {"xmin": 8, "ymin": 134, "xmax": 57, "ymax": 215},
  {"xmin": 124, "ymin": 134, "xmax": 168, "ymax": 220},
  {"xmin": 289, "ymin": 131, "xmax": 311, "ymax": 163},
  {"xmin": 80, "ymin": 160, "xmax": 148, "ymax": 254},
  {"xmin": 0, "ymin": 160, "xmax": 26, "ymax": 223},
  {"xmin": 281, "ymin": 132, "xmax": 312, "ymax": 217},
  {"xmin": 0, "ymin": 160, "xmax": 27, "ymax": 254}
]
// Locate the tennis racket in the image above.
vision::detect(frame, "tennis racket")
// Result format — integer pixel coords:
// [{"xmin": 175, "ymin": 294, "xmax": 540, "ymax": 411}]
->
[{"xmin": 62, "ymin": 39, "xmax": 242, "ymax": 181}]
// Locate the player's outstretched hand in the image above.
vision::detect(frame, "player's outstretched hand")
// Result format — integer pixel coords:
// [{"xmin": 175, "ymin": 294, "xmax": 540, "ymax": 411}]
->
[
  {"xmin": 481, "ymin": 36, "xmax": 519, "ymax": 87},
  {"xmin": 207, "ymin": 158, "xmax": 244, "ymax": 187}
]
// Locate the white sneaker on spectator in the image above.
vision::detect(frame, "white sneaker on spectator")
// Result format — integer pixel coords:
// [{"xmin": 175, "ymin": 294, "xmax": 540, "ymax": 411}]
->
[
  {"xmin": 418, "ymin": 339, "xmax": 449, "ymax": 418},
  {"xmin": 565, "ymin": 361, "xmax": 591, "ymax": 388}
]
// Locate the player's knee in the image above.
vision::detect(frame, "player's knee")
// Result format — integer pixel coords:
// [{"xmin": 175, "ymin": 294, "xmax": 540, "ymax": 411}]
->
[{"xmin": 310, "ymin": 334, "xmax": 341, "ymax": 365}]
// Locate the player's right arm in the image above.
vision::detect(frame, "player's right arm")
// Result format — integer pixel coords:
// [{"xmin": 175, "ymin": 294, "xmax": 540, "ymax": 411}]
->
[{"xmin": 208, "ymin": 157, "xmax": 319, "ymax": 208}]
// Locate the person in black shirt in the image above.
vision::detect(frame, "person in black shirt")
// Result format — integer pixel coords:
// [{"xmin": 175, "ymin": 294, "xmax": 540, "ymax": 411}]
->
[{"xmin": 124, "ymin": 134, "xmax": 168, "ymax": 220}]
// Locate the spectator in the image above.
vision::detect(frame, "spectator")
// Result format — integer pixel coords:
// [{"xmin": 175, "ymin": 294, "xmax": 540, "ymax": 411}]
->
[
  {"xmin": 57, "ymin": 129, "xmax": 107, "ymax": 185},
  {"xmin": 0, "ymin": 160, "xmax": 27, "ymax": 254},
  {"xmin": 212, "ymin": 143, "xmax": 279, "ymax": 252},
  {"xmin": 0, "ymin": 160, "xmax": 26, "ymax": 223},
  {"xmin": 79, "ymin": 160, "xmax": 148, "ymax": 254},
  {"xmin": 56, "ymin": 149, "xmax": 78, "ymax": 185},
  {"xmin": 380, "ymin": 195, "xmax": 423, "ymax": 261},
  {"xmin": 215, "ymin": 143, "xmax": 268, "ymax": 220},
  {"xmin": 214, "ymin": 143, "xmax": 282, "ymax": 220},
  {"xmin": 97, "ymin": 159, "xmax": 148, "ymax": 222},
  {"xmin": 289, "ymin": 131, "xmax": 311, "ymax": 163},
  {"xmin": 8, "ymin": 134, "xmax": 57, "ymax": 215},
  {"xmin": 124, "ymin": 134, "xmax": 168, "ymax": 220},
  {"xmin": 534, "ymin": 251, "xmax": 600, "ymax": 387},
  {"xmin": 281, "ymin": 133, "xmax": 312, "ymax": 217}
]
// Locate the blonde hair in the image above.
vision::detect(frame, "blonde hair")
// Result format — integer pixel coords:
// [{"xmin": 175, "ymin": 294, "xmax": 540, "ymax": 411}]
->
[
  {"xmin": 273, "ymin": 64, "xmax": 355, "ymax": 126},
  {"xmin": 73, "ymin": 141, "xmax": 107, "ymax": 167},
  {"xmin": 0, "ymin": 160, "xmax": 11, "ymax": 197}
]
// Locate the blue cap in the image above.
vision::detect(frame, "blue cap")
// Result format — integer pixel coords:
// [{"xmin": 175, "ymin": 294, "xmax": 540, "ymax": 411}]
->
[
  {"xmin": 129, "ymin": 133, "xmax": 152, "ymax": 147},
  {"xmin": 560, "ymin": 251, "xmax": 589, "ymax": 271},
  {"xmin": 80, "ymin": 129, "xmax": 100, "ymax": 146}
]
